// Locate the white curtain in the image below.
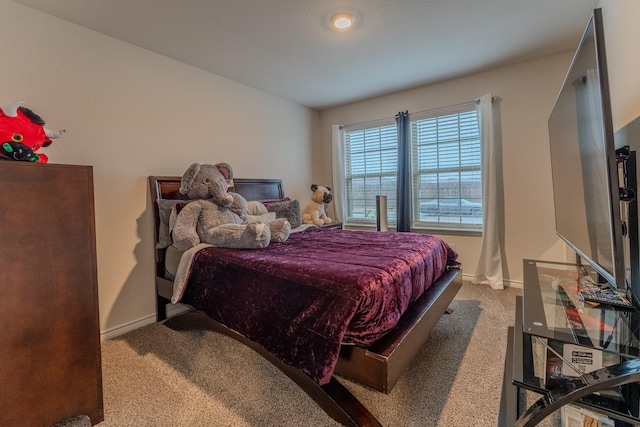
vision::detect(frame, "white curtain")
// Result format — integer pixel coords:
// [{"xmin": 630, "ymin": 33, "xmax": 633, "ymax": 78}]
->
[
  {"xmin": 472, "ymin": 93, "xmax": 504, "ymax": 289},
  {"xmin": 331, "ymin": 124, "xmax": 345, "ymax": 222}
]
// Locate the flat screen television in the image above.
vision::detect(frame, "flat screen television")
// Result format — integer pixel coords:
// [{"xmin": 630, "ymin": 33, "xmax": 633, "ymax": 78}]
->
[{"xmin": 548, "ymin": 8, "xmax": 626, "ymax": 290}]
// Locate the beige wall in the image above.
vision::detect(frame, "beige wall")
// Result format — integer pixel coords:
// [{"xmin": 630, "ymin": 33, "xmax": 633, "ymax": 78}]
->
[
  {"xmin": 0, "ymin": 1, "xmax": 319, "ymax": 335},
  {"xmin": 319, "ymin": 53, "xmax": 575, "ymax": 285},
  {"xmin": 3, "ymin": 0, "xmax": 636, "ymax": 334},
  {"xmin": 597, "ymin": 0, "xmax": 640, "ymax": 289},
  {"xmin": 319, "ymin": 1, "xmax": 640, "ymax": 286},
  {"xmin": 599, "ymin": 0, "xmax": 640, "ymax": 130}
]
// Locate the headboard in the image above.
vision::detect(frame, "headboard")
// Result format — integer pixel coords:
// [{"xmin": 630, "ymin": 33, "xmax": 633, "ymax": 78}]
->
[
  {"xmin": 149, "ymin": 176, "xmax": 285, "ymax": 204},
  {"xmin": 148, "ymin": 176, "xmax": 285, "ymax": 277}
]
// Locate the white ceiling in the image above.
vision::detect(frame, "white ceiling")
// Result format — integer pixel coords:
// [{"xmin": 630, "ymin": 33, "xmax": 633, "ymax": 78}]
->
[{"xmin": 12, "ymin": 0, "xmax": 599, "ymax": 110}]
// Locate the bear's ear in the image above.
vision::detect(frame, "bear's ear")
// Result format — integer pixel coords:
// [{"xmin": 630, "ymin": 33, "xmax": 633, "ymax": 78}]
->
[
  {"xmin": 310, "ymin": 184, "xmax": 318, "ymax": 191},
  {"xmin": 180, "ymin": 163, "xmax": 201, "ymax": 194},
  {"xmin": 326, "ymin": 187, "xmax": 331, "ymax": 192},
  {"xmin": 215, "ymin": 162, "xmax": 234, "ymax": 180}
]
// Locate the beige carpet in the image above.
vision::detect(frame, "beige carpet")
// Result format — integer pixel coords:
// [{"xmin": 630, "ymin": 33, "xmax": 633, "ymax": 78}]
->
[{"xmin": 98, "ymin": 282, "xmax": 525, "ymax": 426}]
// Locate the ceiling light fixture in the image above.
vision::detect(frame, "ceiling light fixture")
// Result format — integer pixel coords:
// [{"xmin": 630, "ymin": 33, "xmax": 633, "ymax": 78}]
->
[{"xmin": 332, "ymin": 13, "xmax": 354, "ymax": 30}]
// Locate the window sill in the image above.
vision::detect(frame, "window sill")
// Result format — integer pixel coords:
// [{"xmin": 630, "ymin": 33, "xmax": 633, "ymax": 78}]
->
[
  {"xmin": 343, "ymin": 223, "xmax": 482, "ymax": 237},
  {"xmin": 412, "ymin": 226, "xmax": 482, "ymax": 237}
]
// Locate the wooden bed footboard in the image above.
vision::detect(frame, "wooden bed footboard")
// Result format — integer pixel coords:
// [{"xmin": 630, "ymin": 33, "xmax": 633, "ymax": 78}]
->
[
  {"xmin": 334, "ymin": 266, "xmax": 462, "ymax": 393},
  {"xmin": 148, "ymin": 175, "xmax": 463, "ymax": 426}
]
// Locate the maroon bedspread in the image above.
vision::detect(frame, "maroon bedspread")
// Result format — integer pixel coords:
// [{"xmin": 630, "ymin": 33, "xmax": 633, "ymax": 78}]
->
[{"xmin": 179, "ymin": 228, "xmax": 458, "ymax": 385}]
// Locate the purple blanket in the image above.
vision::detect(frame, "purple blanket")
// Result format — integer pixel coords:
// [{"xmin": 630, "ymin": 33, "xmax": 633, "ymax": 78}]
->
[{"xmin": 180, "ymin": 228, "xmax": 458, "ymax": 385}]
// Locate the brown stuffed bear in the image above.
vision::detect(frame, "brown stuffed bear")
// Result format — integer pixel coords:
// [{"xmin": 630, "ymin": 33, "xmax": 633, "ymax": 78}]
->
[{"xmin": 301, "ymin": 184, "xmax": 333, "ymax": 226}]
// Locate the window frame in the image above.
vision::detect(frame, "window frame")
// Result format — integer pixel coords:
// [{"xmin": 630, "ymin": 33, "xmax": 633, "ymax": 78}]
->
[
  {"xmin": 410, "ymin": 103, "xmax": 482, "ymax": 232},
  {"xmin": 339, "ymin": 102, "xmax": 483, "ymax": 233},
  {"xmin": 341, "ymin": 117, "xmax": 397, "ymax": 227}
]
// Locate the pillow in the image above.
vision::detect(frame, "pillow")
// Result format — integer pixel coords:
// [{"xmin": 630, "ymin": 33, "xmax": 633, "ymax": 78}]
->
[
  {"xmin": 244, "ymin": 212, "xmax": 277, "ymax": 223},
  {"xmin": 246, "ymin": 200, "xmax": 268, "ymax": 216},
  {"xmin": 265, "ymin": 199, "xmax": 302, "ymax": 228},
  {"xmin": 155, "ymin": 199, "xmax": 191, "ymax": 249}
]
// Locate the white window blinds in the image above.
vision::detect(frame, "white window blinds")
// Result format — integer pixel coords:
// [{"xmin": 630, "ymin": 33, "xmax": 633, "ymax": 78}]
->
[
  {"xmin": 412, "ymin": 103, "xmax": 481, "ymax": 230},
  {"xmin": 340, "ymin": 102, "xmax": 482, "ymax": 231},
  {"xmin": 343, "ymin": 118, "xmax": 397, "ymax": 224}
]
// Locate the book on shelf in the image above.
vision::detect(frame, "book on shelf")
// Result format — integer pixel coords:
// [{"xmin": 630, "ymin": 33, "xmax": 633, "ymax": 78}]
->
[{"xmin": 544, "ymin": 340, "xmax": 620, "ymax": 390}]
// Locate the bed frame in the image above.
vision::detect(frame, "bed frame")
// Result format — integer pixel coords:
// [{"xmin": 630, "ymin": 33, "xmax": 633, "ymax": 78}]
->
[{"xmin": 149, "ymin": 176, "xmax": 463, "ymax": 427}]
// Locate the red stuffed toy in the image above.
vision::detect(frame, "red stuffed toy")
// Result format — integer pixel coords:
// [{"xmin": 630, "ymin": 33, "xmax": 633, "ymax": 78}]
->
[{"xmin": 0, "ymin": 101, "xmax": 65, "ymax": 163}]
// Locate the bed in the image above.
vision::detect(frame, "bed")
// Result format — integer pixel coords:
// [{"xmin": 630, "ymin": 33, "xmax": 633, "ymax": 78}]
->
[{"xmin": 149, "ymin": 176, "xmax": 463, "ymax": 426}]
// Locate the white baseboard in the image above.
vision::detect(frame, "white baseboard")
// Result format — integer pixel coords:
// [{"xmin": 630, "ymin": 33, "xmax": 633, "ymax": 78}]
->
[
  {"xmin": 461, "ymin": 272, "xmax": 523, "ymax": 289},
  {"xmin": 506, "ymin": 279, "xmax": 523, "ymax": 289},
  {"xmin": 100, "ymin": 303, "xmax": 191, "ymax": 341}
]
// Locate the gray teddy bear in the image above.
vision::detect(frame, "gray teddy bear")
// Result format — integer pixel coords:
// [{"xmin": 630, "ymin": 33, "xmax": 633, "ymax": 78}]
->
[{"xmin": 171, "ymin": 162, "xmax": 291, "ymax": 251}]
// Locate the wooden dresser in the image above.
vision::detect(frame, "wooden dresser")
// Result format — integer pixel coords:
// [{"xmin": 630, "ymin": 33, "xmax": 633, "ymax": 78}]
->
[{"xmin": 0, "ymin": 162, "xmax": 103, "ymax": 426}]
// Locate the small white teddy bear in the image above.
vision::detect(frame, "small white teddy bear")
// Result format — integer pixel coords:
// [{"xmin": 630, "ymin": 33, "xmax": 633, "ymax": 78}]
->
[{"xmin": 302, "ymin": 184, "xmax": 333, "ymax": 226}]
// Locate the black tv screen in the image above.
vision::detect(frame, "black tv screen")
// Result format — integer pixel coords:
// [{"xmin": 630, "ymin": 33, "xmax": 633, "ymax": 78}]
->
[{"xmin": 548, "ymin": 8, "xmax": 625, "ymax": 288}]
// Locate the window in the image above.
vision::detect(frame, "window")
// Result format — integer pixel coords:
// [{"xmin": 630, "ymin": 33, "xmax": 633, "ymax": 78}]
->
[
  {"xmin": 341, "ymin": 102, "xmax": 482, "ymax": 231},
  {"xmin": 412, "ymin": 105, "xmax": 482, "ymax": 230},
  {"xmin": 343, "ymin": 118, "xmax": 397, "ymax": 225}
]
